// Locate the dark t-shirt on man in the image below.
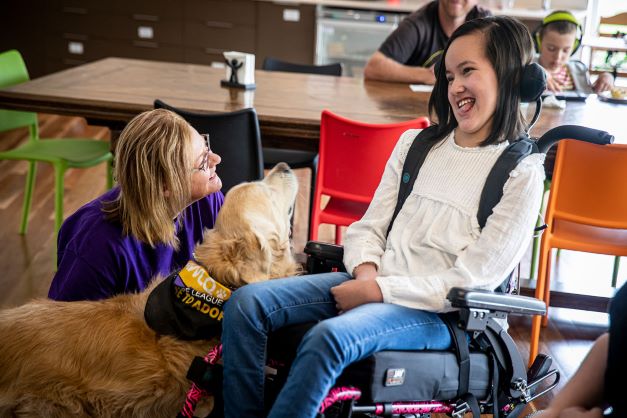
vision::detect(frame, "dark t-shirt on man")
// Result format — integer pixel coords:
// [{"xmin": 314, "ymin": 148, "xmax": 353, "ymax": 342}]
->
[{"xmin": 379, "ymin": 1, "xmax": 491, "ymax": 68}]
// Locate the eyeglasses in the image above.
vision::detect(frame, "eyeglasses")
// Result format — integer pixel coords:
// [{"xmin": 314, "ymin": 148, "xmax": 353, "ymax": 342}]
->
[{"xmin": 194, "ymin": 133, "xmax": 211, "ymax": 172}]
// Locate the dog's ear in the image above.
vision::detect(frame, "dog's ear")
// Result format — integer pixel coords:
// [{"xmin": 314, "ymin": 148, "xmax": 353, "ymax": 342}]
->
[
  {"xmin": 246, "ymin": 211, "xmax": 300, "ymax": 281},
  {"xmin": 244, "ymin": 229, "xmax": 274, "ymax": 282},
  {"xmin": 195, "ymin": 229, "xmax": 273, "ymax": 289}
]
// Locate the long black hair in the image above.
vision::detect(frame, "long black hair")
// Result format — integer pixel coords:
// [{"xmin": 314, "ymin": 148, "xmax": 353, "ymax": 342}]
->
[{"xmin": 428, "ymin": 16, "xmax": 534, "ymax": 146}]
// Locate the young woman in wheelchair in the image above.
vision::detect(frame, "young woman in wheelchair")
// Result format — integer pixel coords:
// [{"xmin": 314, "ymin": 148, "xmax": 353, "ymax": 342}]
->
[{"xmin": 221, "ymin": 16, "xmax": 546, "ymax": 418}]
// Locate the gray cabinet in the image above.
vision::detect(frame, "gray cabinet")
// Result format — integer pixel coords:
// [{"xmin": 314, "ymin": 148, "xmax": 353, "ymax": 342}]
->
[
  {"xmin": 42, "ymin": 0, "xmax": 185, "ymax": 74},
  {"xmin": 0, "ymin": 0, "xmax": 48, "ymax": 77},
  {"xmin": 1, "ymin": 0, "xmax": 318, "ymax": 78},
  {"xmin": 184, "ymin": 0, "xmax": 257, "ymax": 67}
]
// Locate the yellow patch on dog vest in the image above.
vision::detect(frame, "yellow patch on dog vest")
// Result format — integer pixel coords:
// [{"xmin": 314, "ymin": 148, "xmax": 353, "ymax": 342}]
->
[{"xmin": 178, "ymin": 260, "xmax": 232, "ymax": 301}]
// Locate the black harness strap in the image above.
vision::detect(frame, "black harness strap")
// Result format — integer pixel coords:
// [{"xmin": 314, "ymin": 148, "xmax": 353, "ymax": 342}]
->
[
  {"xmin": 457, "ymin": 393, "xmax": 481, "ymax": 418},
  {"xmin": 481, "ymin": 136, "xmax": 537, "ymax": 293},
  {"xmin": 385, "ymin": 126, "xmax": 439, "ymax": 238},
  {"xmin": 477, "ymin": 136, "xmax": 538, "ymax": 229},
  {"xmin": 442, "ymin": 312, "xmax": 471, "ymax": 398},
  {"xmin": 491, "ymin": 353, "xmax": 500, "ymax": 417}
]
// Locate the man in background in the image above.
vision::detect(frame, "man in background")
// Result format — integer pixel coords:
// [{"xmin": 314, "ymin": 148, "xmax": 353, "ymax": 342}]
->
[{"xmin": 364, "ymin": 0, "xmax": 491, "ymax": 84}]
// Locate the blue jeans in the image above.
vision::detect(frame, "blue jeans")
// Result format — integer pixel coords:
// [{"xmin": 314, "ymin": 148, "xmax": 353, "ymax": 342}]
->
[{"xmin": 221, "ymin": 272, "xmax": 452, "ymax": 418}]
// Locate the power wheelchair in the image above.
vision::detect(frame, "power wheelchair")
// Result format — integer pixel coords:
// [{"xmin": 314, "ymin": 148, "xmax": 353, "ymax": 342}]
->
[
  {"xmin": 260, "ymin": 125, "xmax": 614, "ymax": 418},
  {"xmin": 186, "ymin": 125, "xmax": 613, "ymax": 418},
  {"xmin": 264, "ymin": 244, "xmax": 554, "ymax": 418}
]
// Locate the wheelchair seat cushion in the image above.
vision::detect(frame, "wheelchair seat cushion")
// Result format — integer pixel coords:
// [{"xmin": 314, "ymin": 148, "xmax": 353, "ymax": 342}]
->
[
  {"xmin": 335, "ymin": 350, "xmax": 490, "ymax": 403},
  {"xmin": 267, "ymin": 323, "xmax": 491, "ymax": 403}
]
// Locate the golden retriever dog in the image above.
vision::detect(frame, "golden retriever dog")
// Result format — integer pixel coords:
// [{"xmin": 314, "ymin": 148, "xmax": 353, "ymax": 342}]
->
[{"xmin": 0, "ymin": 163, "xmax": 301, "ymax": 418}]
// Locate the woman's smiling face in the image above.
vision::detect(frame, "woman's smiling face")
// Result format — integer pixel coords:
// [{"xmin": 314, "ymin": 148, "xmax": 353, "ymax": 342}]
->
[
  {"xmin": 445, "ymin": 31, "xmax": 498, "ymax": 146},
  {"xmin": 189, "ymin": 127, "xmax": 222, "ymax": 202}
]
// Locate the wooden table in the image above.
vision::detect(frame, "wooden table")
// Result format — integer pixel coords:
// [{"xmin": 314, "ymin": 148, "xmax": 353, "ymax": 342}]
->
[
  {"xmin": 0, "ymin": 57, "xmax": 429, "ymax": 151},
  {"xmin": 529, "ymin": 97, "xmax": 627, "ymax": 143},
  {"xmin": 0, "ymin": 57, "xmax": 624, "ymax": 152}
]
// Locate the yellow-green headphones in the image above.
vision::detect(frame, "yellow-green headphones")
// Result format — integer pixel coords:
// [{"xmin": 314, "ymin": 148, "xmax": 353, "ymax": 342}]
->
[{"xmin": 533, "ymin": 10, "xmax": 583, "ymax": 55}]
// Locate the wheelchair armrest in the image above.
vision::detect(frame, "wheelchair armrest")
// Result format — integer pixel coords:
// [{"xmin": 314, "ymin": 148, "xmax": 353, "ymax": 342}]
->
[{"xmin": 447, "ymin": 287, "xmax": 546, "ymax": 316}]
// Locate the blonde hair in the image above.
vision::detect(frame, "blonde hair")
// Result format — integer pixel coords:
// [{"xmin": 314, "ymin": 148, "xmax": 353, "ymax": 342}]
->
[{"xmin": 103, "ymin": 109, "xmax": 194, "ymax": 248}]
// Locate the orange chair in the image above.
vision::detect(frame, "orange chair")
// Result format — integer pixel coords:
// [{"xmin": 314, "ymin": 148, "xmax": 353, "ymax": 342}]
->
[
  {"xmin": 310, "ymin": 110, "xmax": 429, "ymax": 244},
  {"xmin": 529, "ymin": 140, "xmax": 627, "ymax": 364}
]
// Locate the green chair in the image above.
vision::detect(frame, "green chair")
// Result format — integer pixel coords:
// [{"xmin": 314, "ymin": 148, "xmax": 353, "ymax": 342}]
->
[{"xmin": 0, "ymin": 49, "xmax": 113, "ymax": 238}]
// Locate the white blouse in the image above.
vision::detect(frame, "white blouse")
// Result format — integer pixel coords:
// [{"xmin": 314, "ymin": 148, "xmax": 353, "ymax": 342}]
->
[{"xmin": 343, "ymin": 129, "xmax": 545, "ymax": 312}]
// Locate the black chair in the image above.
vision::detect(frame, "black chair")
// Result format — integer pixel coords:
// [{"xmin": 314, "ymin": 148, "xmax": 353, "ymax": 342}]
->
[
  {"xmin": 154, "ymin": 99, "xmax": 263, "ymax": 194},
  {"xmin": 261, "ymin": 58, "xmax": 343, "ymax": 239},
  {"xmin": 262, "ymin": 57, "xmax": 343, "ymax": 77}
]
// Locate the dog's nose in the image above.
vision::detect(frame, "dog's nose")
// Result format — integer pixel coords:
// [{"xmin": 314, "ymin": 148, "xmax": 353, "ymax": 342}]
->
[{"xmin": 275, "ymin": 162, "xmax": 291, "ymax": 172}]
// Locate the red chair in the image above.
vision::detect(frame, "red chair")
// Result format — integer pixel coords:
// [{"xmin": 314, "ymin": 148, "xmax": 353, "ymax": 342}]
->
[{"xmin": 310, "ymin": 110, "xmax": 430, "ymax": 244}]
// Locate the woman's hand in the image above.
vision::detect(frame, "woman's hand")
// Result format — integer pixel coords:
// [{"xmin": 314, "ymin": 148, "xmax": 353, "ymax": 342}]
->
[
  {"xmin": 546, "ymin": 72, "xmax": 564, "ymax": 92},
  {"xmin": 592, "ymin": 72, "xmax": 613, "ymax": 93},
  {"xmin": 331, "ymin": 279, "xmax": 383, "ymax": 313}
]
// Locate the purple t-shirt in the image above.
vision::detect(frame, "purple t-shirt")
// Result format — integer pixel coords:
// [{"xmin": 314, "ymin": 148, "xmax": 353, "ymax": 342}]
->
[{"xmin": 48, "ymin": 187, "xmax": 224, "ymax": 301}]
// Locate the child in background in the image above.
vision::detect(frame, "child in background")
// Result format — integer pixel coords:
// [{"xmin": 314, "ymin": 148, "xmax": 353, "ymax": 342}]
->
[{"xmin": 535, "ymin": 10, "xmax": 614, "ymax": 94}]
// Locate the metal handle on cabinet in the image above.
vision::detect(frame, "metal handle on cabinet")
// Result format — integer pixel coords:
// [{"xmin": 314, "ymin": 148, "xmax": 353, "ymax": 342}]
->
[
  {"xmin": 137, "ymin": 26, "xmax": 154, "ymax": 40},
  {"xmin": 67, "ymin": 40, "xmax": 85, "ymax": 55}
]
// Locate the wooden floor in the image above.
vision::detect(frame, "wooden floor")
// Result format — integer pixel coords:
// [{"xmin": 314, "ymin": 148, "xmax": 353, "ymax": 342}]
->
[{"xmin": 0, "ymin": 115, "xmax": 613, "ymax": 415}]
